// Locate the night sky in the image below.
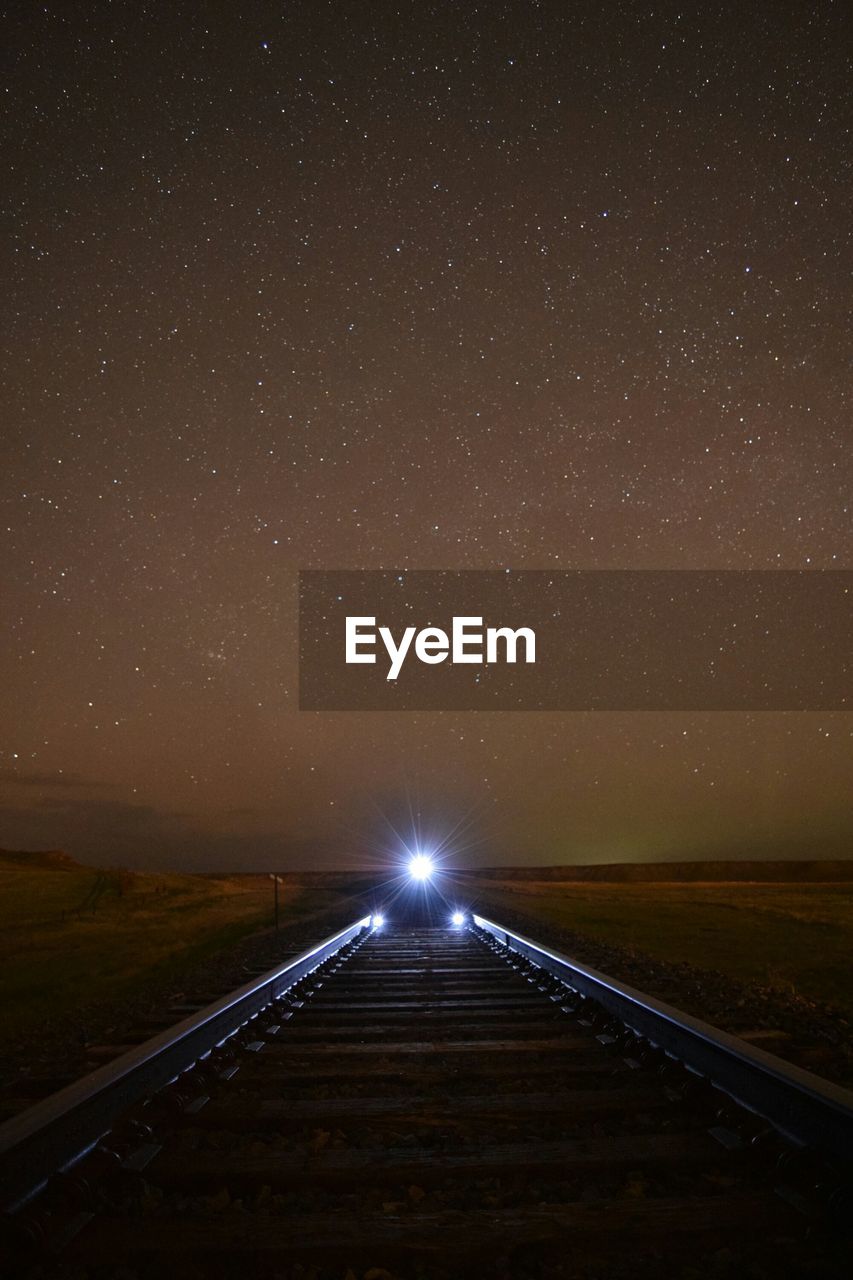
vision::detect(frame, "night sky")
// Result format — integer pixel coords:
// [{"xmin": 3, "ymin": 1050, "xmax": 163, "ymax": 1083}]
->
[{"xmin": 1, "ymin": 2, "xmax": 850, "ymax": 870}]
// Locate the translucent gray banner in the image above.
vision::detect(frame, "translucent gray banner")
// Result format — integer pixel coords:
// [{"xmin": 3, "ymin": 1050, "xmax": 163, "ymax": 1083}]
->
[{"xmin": 298, "ymin": 571, "xmax": 851, "ymax": 711}]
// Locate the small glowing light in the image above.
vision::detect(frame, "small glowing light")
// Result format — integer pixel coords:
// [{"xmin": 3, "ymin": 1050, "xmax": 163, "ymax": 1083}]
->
[
  {"xmin": 373, "ymin": 913, "xmax": 385, "ymax": 927},
  {"xmin": 409, "ymin": 853, "xmax": 435, "ymax": 881},
  {"xmin": 452, "ymin": 911, "xmax": 465, "ymax": 926}
]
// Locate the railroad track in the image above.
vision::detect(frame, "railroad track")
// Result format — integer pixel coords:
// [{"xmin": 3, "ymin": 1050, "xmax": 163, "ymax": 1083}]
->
[{"xmin": 1, "ymin": 914, "xmax": 851, "ymax": 1278}]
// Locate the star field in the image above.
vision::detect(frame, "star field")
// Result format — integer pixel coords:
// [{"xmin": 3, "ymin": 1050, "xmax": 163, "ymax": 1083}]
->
[{"xmin": 1, "ymin": 1, "xmax": 850, "ymax": 868}]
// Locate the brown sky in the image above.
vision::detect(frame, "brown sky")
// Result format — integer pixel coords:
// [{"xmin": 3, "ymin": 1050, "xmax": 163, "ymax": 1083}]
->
[{"xmin": 1, "ymin": 1, "xmax": 850, "ymax": 869}]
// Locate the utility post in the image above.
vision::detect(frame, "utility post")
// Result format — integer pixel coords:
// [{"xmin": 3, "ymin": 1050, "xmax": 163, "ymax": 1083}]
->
[{"xmin": 269, "ymin": 873, "xmax": 282, "ymax": 933}]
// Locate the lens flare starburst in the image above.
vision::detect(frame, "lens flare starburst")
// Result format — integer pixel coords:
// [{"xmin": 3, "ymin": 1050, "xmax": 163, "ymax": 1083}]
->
[{"xmin": 408, "ymin": 853, "xmax": 435, "ymax": 881}]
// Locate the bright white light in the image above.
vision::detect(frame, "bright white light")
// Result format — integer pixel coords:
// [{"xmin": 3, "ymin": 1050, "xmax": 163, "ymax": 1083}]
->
[
  {"xmin": 409, "ymin": 853, "xmax": 435, "ymax": 881},
  {"xmin": 373, "ymin": 913, "xmax": 385, "ymax": 927},
  {"xmin": 451, "ymin": 911, "xmax": 465, "ymax": 926}
]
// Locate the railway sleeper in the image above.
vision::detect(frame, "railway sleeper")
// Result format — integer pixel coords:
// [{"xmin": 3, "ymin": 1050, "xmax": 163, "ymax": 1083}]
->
[{"xmin": 64, "ymin": 1196, "xmax": 818, "ymax": 1280}]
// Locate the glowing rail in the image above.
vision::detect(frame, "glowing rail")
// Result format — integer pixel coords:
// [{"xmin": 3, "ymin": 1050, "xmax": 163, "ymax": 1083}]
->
[{"xmin": 473, "ymin": 914, "xmax": 853, "ymax": 1164}]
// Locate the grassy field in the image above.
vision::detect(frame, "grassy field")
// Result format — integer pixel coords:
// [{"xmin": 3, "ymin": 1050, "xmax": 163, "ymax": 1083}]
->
[
  {"xmin": 0, "ymin": 852, "xmax": 350, "ymax": 1041},
  {"xmin": 468, "ymin": 879, "xmax": 853, "ymax": 1017}
]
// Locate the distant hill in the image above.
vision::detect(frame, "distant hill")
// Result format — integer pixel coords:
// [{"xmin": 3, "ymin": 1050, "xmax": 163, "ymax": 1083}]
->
[
  {"xmin": 0, "ymin": 847, "xmax": 80, "ymax": 870},
  {"xmin": 464, "ymin": 860, "xmax": 853, "ymax": 883},
  {"xmin": 4, "ymin": 847, "xmax": 851, "ymax": 884}
]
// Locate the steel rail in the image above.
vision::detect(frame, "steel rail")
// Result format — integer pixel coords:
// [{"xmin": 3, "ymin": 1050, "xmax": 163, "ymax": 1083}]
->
[
  {"xmin": 0, "ymin": 916, "xmax": 372, "ymax": 1212},
  {"xmin": 473, "ymin": 914, "xmax": 853, "ymax": 1166}
]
